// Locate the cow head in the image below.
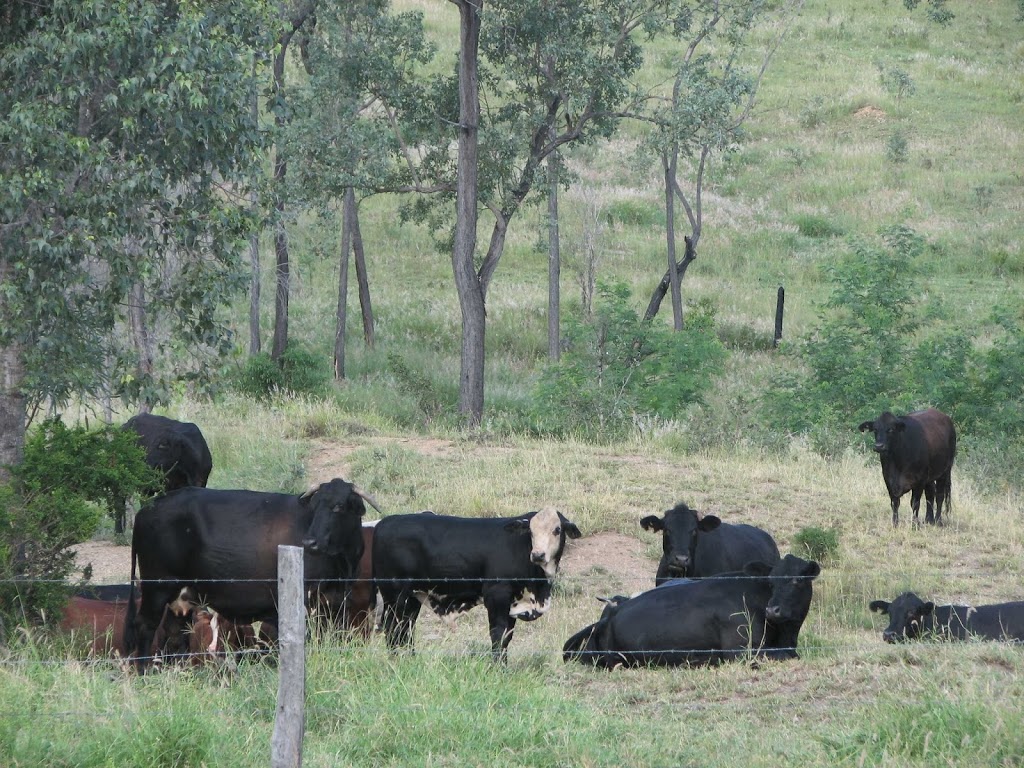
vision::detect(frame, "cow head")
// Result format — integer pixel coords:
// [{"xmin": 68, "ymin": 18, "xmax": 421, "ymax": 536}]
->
[
  {"xmin": 640, "ymin": 503, "xmax": 721, "ymax": 583},
  {"xmin": 858, "ymin": 411, "xmax": 905, "ymax": 455},
  {"xmin": 301, "ymin": 479, "xmax": 381, "ymax": 574},
  {"xmin": 869, "ymin": 592, "xmax": 934, "ymax": 643},
  {"xmin": 505, "ymin": 506, "xmax": 582, "ymax": 578},
  {"xmin": 762, "ymin": 555, "xmax": 821, "ymax": 624}
]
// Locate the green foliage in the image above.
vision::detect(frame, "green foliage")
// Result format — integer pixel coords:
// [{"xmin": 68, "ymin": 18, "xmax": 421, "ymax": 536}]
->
[
  {"xmin": 533, "ymin": 283, "xmax": 726, "ymax": 439},
  {"xmin": 229, "ymin": 347, "xmax": 332, "ymax": 401},
  {"xmin": 886, "ymin": 128, "xmax": 909, "ymax": 164},
  {"xmin": 877, "ymin": 63, "xmax": 917, "ymax": 105},
  {"xmin": 792, "ymin": 526, "xmax": 840, "ymax": 563},
  {"xmin": 903, "ymin": 0, "xmax": 955, "ymax": 26},
  {"xmin": 603, "ymin": 199, "xmax": 663, "ymax": 229},
  {"xmin": 792, "ymin": 214, "xmax": 846, "ymax": 239},
  {"xmin": 0, "ymin": 0, "xmax": 272, "ymax": 415},
  {"xmin": 762, "ymin": 226, "xmax": 927, "ymax": 438},
  {"xmin": 386, "ymin": 353, "xmax": 450, "ymax": 426},
  {"xmin": 0, "ymin": 418, "xmax": 159, "ymax": 629}
]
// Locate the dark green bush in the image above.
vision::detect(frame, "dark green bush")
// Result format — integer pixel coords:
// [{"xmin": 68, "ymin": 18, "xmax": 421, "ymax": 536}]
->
[
  {"xmin": 231, "ymin": 346, "xmax": 332, "ymax": 400},
  {"xmin": 533, "ymin": 283, "xmax": 726, "ymax": 439},
  {"xmin": 792, "ymin": 214, "xmax": 845, "ymax": 239},
  {"xmin": 0, "ymin": 418, "xmax": 159, "ymax": 630},
  {"xmin": 792, "ymin": 526, "xmax": 840, "ymax": 563}
]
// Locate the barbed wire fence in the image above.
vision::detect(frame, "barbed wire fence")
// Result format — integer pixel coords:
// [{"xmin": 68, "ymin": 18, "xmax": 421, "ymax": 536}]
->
[{"xmin": 3, "ymin": 546, "xmax": 1021, "ymax": 766}]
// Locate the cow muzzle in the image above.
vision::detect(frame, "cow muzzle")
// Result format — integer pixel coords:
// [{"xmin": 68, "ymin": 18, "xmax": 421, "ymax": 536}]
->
[
  {"xmin": 765, "ymin": 604, "xmax": 783, "ymax": 621},
  {"xmin": 873, "ymin": 443, "xmax": 886, "ymax": 453},
  {"xmin": 302, "ymin": 537, "xmax": 320, "ymax": 552},
  {"xmin": 666, "ymin": 555, "xmax": 690, "ymax": 576},
  {"xmin": 882, "ymin": 630, "xmax": 900, "ymax": 644}
]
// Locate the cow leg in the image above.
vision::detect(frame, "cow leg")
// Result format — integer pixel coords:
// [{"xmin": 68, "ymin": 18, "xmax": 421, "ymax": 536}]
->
[
  {"xmin": 483, "ymin": 588, "xmax": 516, "ymax": 662},
  {"xmin": 909, "ymin": 487, "xmax": 923, "ymax": 526},
  {"xmin": 134, "ymin": 585, "xmax": 179, "ymax": 672},
  {"xmin": 935, "ymin": 471, "xmax": 951, "ymax": 526},
  {"xmin": 923, "ymin": 481, "xmax": 937, "ymax": 525},
  {"xmin": 380, "ymin": 590, "xmax": 420, "ymax": 651},
  {"xmin": 889, "ymin": 494, "xmax": 900, "ymax": 527}
]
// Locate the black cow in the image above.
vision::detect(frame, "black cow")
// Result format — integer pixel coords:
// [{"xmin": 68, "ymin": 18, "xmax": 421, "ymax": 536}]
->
[
  {"xmin": 640, "ymin": 502, "xmax": 780, "ymax": 585},
  {"xmin": 120, "ymin": 413, "xmax": 214, "ymax": 534},
  {"xmin": 858, "ymin": 408, "xmax": 956, "ymax": 526},
  {"xmin": 869, "ymin": 592, "xmax": 1024, "ymax": 643},
  {"xmin": 563, "ymin": 554, "xmax": 821, "ymax": 668},
  {"xmin": 123, "ymin": 478, "xmax": 378, "ymax": 670},
  {"xmin": 372, "ymin": 507, "xmax": 582, "ymax": 660}
]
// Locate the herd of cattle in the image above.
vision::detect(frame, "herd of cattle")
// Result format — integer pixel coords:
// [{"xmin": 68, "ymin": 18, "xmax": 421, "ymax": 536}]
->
[{"xmin": 58, "ymin": 406, "xmax": 1024, "ymax": 670}]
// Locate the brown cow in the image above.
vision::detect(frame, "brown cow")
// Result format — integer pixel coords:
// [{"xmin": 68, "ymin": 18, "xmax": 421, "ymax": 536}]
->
[
  {"xmin": 858, "ymin": 408, "xmax": 957, "ymax": 526},
  {"xmin": 59, "ymin": 585, "xmax": 134, "ymax": 656}
]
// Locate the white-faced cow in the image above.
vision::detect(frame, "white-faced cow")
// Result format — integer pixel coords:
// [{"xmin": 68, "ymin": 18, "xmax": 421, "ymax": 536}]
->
[
  {"xmin": 858, "ymin": 408, "xmax": 956, "ymax": 526},
  {"xmin": 563, "ymin": 554, "xmax": 821, "ymax": 668},
  {"xmin": 640, "ymin": 502, "xmax": 780, "ymax": 585},
  {"xmin": 372, "ymin": 507, "xmax": 582, "ymax": 661},
  {"xmin": 123, "ymin": 478, "xmax": 378, "ymax": 671},
  {"xmin": 870, "ymin": 592, "xmax": 1024, "ymax": 643},
  {"xmin": 120, "ymin": 413, "xmax": 214, "ymax": 534}
]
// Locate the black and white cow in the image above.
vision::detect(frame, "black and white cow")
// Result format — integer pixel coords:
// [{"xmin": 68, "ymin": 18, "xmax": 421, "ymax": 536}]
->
[
  {"xmin": 640, "ymin": 502, "xmax": 780, "ymax": 585},
  {"xmin": 563, "ymin": 554, "xmax": 820, "ymax": 668},
  {"xmin": 869, "ymin": 592, "xmax": 1024, "ymax": 643},
  {"xmin": 372, "ymin": 507, "xmax": 581, "ymax": 660}
]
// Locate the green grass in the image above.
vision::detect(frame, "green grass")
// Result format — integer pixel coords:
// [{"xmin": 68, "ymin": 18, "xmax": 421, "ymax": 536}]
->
[{"xmin": 8, "ymin": 0, "xmax": 1024, "ymax": 764}]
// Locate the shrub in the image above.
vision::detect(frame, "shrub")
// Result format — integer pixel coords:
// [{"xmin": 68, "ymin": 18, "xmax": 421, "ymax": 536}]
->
[
  {"xmin": 792, "ymin": 526, "xmax": 840, "ymax": 563},
  {"xmin": 0, "ymin": 418, "xmax": 159, "ymax": 630},
  {"xmin": 230, "ymin": 346, "xmax": 332, "ymax": 401},
  {"xmin": 533, "ymin": 283, "xmax": 726, "ymax": 439}
]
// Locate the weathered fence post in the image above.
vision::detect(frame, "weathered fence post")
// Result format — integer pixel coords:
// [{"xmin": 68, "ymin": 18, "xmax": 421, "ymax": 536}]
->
[
  {"xmin": 773, "ymin": 286, "xmax": 785, "ymax": 348},
  {"xmin": 271, "ymin": 545, "xmax": 305, "ymax": 768}
]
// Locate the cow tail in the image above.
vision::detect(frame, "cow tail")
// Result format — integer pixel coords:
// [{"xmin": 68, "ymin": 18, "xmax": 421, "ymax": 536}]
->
[{"xmin": 123, "ymin": 539, "xmax": 139, "ymax": 660}]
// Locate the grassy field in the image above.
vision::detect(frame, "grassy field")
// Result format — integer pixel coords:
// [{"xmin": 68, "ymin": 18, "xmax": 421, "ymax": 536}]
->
[{"xmin": 4, "ymin": 0, "xmax": 1024, "ymax": 765}]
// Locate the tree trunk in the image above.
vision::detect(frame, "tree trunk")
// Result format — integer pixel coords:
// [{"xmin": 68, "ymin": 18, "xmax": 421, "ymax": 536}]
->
[
  {"xmin": 270, "ymin": 45, "xmax": 290, "ymax": 363},
  {"xmin": 350, "ymin": 198, "xmax": 375, "ymax": 349},
  {"xmin": 0, "ymin": 260, "xmax": 25, "ymax": 480},
  {"xmin": 664, "ymin": 150, "xmax": 683, "ymax": 331},
  {"xmin": 249, "ymin": 229, "xmax": 262, "ymax": 356},
  {"xmin": 129, "ymin": 280, "xmax": 155, "ymax": 413},
  {"xmin": 644, "ymin": 235, "xmax": 697, "ymax": 323},
  {"xmin": 248, "ymin": 56, "xmax": 262, "ymax": 357},
  {"xmin": 547, "ymin": 142, "xmax": 561, "ymax": 361},
  {"xmin": 334, "ymin": 188, "xmax": 354, "ymax": 380},
  {"xmin": 451, "ymin": 0, "xmax": 485, "ymax": 426}
]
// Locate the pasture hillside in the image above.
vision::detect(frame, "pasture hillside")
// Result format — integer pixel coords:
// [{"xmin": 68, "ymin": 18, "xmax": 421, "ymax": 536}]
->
[{"xmin": 4, "ymin": 0, "xmax": 1024, "ymax": 766}]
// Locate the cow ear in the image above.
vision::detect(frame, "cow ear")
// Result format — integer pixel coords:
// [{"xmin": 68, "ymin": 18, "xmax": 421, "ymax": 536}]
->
[
  {"xmin": 743, "ymin": 561, "xmax": 773, "ymax": 577},
  {"xmin": 697, "ymin": 515, "xmax": 721, "ymax": 532},
  {"xmin": 894, "ymin": 420, "xmax": 907, "ymax": 432},
  {"xmin": 558, "ymin": 514, "xmax": 582, "ymax": 540},
  {"xmin": 869, "ymin": 600, "xmax": 890, "ymax": 614},
  {"xmin": 858, "ymin": 421, "xmax": 874, "ymax": 432},
  {"xmin": 921, "ymin": 601, "xmax": 935, "ymax": 615},
  {"xmin": 505, "ymin": 518, "xmax": 531, "ymax": 533},
  {"xmin": 639, "ymin": 515, "xmax": 664, "ymax": 532},
  {"xmin": 803, "ymin": 561, "xmax": 821, "ymax": 579}
]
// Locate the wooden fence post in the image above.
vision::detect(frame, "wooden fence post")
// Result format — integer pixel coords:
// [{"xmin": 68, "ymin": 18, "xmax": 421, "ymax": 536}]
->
[
  {"xmin": 773, "ymin": 286, "xmax": 785, "ymax": 348},
  {"xmin": 271, "ymin": 545, "xmax": 305, "ymax": 768}
]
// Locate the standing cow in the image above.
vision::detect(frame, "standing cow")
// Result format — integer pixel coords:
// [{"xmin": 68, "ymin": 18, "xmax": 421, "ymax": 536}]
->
[
  {"xmin": 870, "ymin": 592, "xmax": 1024, "ymax": 643},
  {"xmin": 858, "ymin": 408, "xmax": 956, "ymax": 526},
  {"xmin": 640, "ymin": 502, "xmax": 780, "ymax": 585},
  {"xmin": 119, "ymin": 413, "xmax": 214, "ymax": 534},
  {"xmin": 372, "ymin": 507, "xmax": 581, "ymax": 661},
  {"xmin": 123, "ymin": 478, "xmax": 377, "ymax": 670},
  {"xmin": 563, "ymin": 554, "xmax": 821, "ymax": 668}
]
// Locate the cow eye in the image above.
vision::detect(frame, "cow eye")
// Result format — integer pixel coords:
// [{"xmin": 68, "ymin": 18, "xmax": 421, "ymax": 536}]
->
[{"xmin": 554, "ymin": 526, "xmax": 561, "ymax": 536}]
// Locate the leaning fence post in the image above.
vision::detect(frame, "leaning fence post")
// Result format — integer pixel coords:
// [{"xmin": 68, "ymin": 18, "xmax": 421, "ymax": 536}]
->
[
  {"xmin": 773, "ymin": 286, "xmax": 785, "ymax": 348},
  {"xmin": 271, "ymin": 545, "xmax": 305, "ymax": 768}
]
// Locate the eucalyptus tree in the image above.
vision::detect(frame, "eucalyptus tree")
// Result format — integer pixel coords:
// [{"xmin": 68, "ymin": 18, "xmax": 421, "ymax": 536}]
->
[
  {"xmin": 406, "ymin": 0, "xmax": 653, "ymax": 425},
  {"xmin": 285, "ymin": 0, "xmax": 433, "ymax": 378},
  {"xmin": 639, "ymin": 0, "xmax": 804, "ymax": 327},
  {"xmin": 0, "ymin": 0, "xmax": 272, "ymax": 474}
]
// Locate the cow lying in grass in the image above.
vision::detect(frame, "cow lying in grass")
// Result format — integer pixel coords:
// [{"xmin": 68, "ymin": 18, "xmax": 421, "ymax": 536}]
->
[
  {"xmin": 563, "ymin": 555, "xmax": 820, "ymax": 668},
  {"xmin": 870, "ymin": 592, "xmax": 1024, "ymax": 643}
]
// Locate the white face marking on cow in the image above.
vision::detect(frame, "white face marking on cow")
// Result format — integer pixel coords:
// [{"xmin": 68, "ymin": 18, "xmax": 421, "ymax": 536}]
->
[
  {"xmin": 169, "ymin": 587, "xmax": 198, "ymax": 617},
  {"xmin": 509, "ymin": 588, "xmax": 552, "ymax": 620},
  {"xmin": 529, "ymin": 506, "xmax": 564, "ymax": 577}
]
